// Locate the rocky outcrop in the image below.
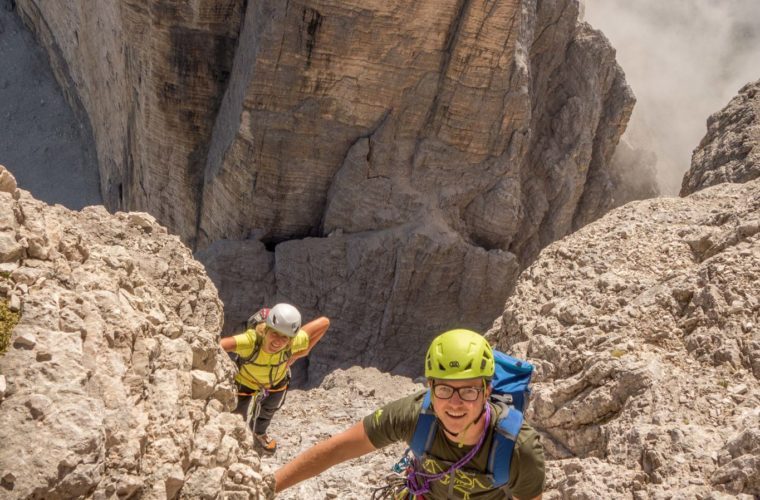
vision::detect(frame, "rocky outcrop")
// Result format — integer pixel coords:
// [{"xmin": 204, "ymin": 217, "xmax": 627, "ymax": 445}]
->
[
  {"xmin": 247, "ymin": 180, "xmax": 760, "ymax": 500},
  {"xmin": 488, "ymin": 179, "xmax": 760, "ymax": 498},
  {"xmin": 681, "ymin": 79, "xmax": 760, "ymax": 195},
  {"xmin": 14, "ymin": 0, "xmax": 636, "ymax": 376},
  {"xmin": 0, "ymin": 166, "xmax": 271, "ymax": 499}
]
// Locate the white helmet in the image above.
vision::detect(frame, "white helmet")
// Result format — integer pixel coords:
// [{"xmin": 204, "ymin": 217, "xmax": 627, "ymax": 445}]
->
[{"xmin": 266, "ymin": 303, "xmax": 302, "ymax": 338}]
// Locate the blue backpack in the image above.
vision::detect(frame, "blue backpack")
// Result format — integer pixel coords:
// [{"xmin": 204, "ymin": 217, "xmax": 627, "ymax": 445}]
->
[{"xmin": 409, "ymin": 351, "xmax": 534, "ymax": 487}]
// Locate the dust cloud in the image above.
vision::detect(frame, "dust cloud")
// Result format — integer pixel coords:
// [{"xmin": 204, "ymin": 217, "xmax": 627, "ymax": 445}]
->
[{"xmin": 583, "ymin": 0, "xmax": 760, "ymax": 195}]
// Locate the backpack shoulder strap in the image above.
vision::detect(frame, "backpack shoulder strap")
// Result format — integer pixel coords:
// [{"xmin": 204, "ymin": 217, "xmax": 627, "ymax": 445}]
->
[
  {"xmin": 408, "ymin": 392, "xmax": 525, "ymax": 488},
  {"xmin": 409, "ymin": 390, "xmax": 437, "ymax": 459},
  {"xmin": 487, "ymin": 405, "xmax": 524, "ymax": 487},
  {"xmin": 237, "ymin": 327, "xmax": 264, "ymax": 365}
]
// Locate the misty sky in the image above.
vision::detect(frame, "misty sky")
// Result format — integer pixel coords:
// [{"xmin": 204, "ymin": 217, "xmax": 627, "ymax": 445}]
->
[{"xmin": 583, "ymin": 0, "xmax": 760, "ymax": 194}]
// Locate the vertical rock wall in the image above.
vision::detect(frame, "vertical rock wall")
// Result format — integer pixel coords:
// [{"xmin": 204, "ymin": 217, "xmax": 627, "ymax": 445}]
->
[
  {"xmin": 681, "ymin": 79, "xmax": 760, "ymax": 196},
  {"xmin": 15, "ymin": 0, "xmax": 635, "ymax": 376},
  {"xmin": 14, "ymin": 0, "xmax": 243, "ymax": 237}
]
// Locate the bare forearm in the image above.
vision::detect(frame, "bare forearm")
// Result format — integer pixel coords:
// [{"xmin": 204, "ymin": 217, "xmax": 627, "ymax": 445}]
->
[
  {"xmin": 303, "ymin": 317, "xmax": 330, "ymax": 353},
  {"xmin": 275, "ymin": 422, "xmax": 374, "ymax": 492},
  {"xmin": 274, "ymin": 439, "xmax": 350, "ymax": 491},
  {"xmin": 220, "ymin": 336, "xmax": 236, "ymax": 352}
]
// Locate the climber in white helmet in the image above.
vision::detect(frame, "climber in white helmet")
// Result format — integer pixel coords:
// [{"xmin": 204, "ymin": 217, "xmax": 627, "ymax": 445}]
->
[{"xmin": 220, "ymin": 303, "xmax": 330, "ymax": 452}]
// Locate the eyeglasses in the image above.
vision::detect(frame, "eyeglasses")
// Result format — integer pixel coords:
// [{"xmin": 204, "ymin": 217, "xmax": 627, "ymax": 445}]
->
[{"xmin": 432, "ymin": 383, "xmax": 483, "ymax": 402}]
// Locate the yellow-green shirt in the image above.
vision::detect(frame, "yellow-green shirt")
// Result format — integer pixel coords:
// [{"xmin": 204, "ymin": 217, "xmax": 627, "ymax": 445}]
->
[{"xmin": 233, "ymin": 328, "xmax": 310, "ymax": 389}]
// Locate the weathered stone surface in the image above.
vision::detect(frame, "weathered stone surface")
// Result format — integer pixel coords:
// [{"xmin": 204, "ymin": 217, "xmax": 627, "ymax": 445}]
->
[
  {"xmin": 14, "ymin": 0, "xmax": 243, "ymax": 235},
  {"xmin": 0, "ymin": 166, "xmax": 272, "ymax": 499},
  {"xmin": 682, "ymin": 79, "xmax": 760, "ymax": 195},
  {"xmin": 14, "ymin": 0, "xmax": 638, "ymax": 375},
  {"xmin": 195, "ymin": 238, "xmax": 275, "ymax": 335},
  {"xmin": 275, "ymin": 221, "xmax": 519, "ymax": 378},
  {"xmin": 0, "ymin": 165, "xmax": 19, "ymax": 198},
  {"xmin": 487, "ymin": 178, "xmax": 760, "ymax": 498},
  {"xmin": 264, "ymin": 367, "xmax": 423, "ymax": 499}
]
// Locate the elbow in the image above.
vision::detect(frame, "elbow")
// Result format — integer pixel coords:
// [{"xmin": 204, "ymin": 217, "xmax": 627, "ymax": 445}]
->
[{"xmin": 312, "ymin": 316, "xmax": 330, "ymax": 332}]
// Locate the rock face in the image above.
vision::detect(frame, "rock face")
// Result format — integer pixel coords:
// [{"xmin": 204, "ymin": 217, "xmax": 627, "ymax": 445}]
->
[
  {"xmin": 0, "ymin": 166, "xmax": 272, "ymax": 499},
  {"xmin": 0, "ymin": 2, "xmax": 101, "ymax": 210},
  {"xmin": 488, "ymin": 179, "xmax": 760, "ymax": 498},
  {"xmin": 264, "ymin": 367, "xmax": 422, "ymax": 499},
  {"xmin": 13, "ymin": 0, "xmax": 636, "ymax": 376},
  {"xmin": 245, "ymin": 182, "xmax": 760, "ymax": 500},
  {"xmin": 682, "ymin": 79, "xmax": 760, "ymax": 196}
]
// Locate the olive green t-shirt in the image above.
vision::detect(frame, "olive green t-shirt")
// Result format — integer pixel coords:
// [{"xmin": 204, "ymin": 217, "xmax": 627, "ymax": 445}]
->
[{"xmin": 363, "ymin": 391, "xmax": 545, "ymax": 500}]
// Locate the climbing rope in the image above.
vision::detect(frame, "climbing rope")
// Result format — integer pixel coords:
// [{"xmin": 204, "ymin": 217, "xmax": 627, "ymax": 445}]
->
[
  {"xmin": 370, "ymin": 472, "xmax": 409, "ymax": 500},
  {"xmin": 405, "ymin": 403, "xmax": 492, "ymax": 497}
]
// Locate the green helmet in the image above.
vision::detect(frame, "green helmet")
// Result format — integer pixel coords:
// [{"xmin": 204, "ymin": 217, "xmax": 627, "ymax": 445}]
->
[{"xmin": 425, "ymin": 329, "xmax": 495, "ymax": 380}]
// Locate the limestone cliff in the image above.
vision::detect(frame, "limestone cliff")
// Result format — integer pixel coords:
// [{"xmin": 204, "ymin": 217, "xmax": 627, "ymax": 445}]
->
[
  {"xmin": 0, "ymin": 166, "xmax": 271, "ymax": 499},
  {"xmin": 488, "ymin": 179, "xmax": 760, "ymax": 497},
  {"xmin": 682, "ymin": 79, "xmax": 760, "ymax": 196},
  {"xmin": 14, "ymin": 0, "xmax": 635, "ymax": 376},
  {"xmin": 260, "ymin": 163, "xmax": 760, "ymax": 500}
]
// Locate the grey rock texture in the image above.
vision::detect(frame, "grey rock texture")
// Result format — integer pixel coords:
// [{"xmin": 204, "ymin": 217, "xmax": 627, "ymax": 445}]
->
[
  {"xmin": 488, "ymin": 179, "xmax": 760, "ymax": 498},
  {"xmin": 682, "ymin": 79, "xmax": 760, "ymax": 196},
  {"xmin": 264, "ymin": 367, "xmax": 422, "ymax": 499},
  {"xmin": 0, "ymin": 166, "xmax": 272, "ymax": 499},
  {"xmin": 13, "ymin": 0, "xmax": 637, "ymax": 377},
  {"xmin": 0, "ymin": 3, "xmax": 100, "ymax": 210},
  {"xmin": 259, "ymin": 182, "xmax": 760, "ymax": 500}
]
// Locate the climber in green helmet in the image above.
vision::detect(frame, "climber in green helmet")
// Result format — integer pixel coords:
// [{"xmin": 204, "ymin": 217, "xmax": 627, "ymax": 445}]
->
[
  {"xmin": 220, "ymin": 303, "xmax": 330, "ymax": 453},
  {"xmin": 274, "ymin": 329, "xmax": 545, "ymax": 499}
]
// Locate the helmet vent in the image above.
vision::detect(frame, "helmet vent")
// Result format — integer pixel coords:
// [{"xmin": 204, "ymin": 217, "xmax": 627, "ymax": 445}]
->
[
  {"xmin": 480, "ymin": 359, "xmax": 486, "ymax": 370},
  {"xmin": 438, "ymin": 361, "xmax": 446, "ymax": 371},
  {"xmin": 464, "ymin": 360, "xmax": 472, "ymax": 371}
]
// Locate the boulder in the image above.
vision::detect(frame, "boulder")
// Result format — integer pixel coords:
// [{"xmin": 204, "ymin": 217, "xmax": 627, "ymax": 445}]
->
[{"xmin": 0, "ymin": 166, "xmax": 272, "ymax": 499}]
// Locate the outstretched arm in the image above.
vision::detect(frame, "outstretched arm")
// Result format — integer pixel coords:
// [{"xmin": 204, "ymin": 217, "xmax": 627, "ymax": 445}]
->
[
  {"xmin": 274, "ymin": 420, "xmax": 376, "ymax": 492},
  {"xmin": 219, "ymin": 336, "xmax": 236, "ymax": 352},
  {"xmin": 290, "ymin": 316, "xmax": 330, "ymax": 362}
]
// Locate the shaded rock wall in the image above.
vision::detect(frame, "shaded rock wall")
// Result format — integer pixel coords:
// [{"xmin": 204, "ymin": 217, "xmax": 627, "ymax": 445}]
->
[
  {"xmin": 14, "ymin": 0, "xmax": 243, "ymax": 232},
  {"xmin": 15, "ymin": 0, "xmax": 635, "ymax": 377},
  {"xmin": 0, "ymin": 3, "xmax": 101, "ymax": 210},
  {"xmin": 682, "ymin": 79, "xmax": 760, "ymax": 196},
  {"xmin": 487, "ymin": 179, "xmax": 760, "ymax": 497},
  {"xmin": 0, "ymin": 166, "xmax": 272, "ymax": 499}
]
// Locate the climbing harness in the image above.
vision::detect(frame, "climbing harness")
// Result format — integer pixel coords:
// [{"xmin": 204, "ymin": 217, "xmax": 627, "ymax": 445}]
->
[
  {"xmin": 407, "ymin": 350, "xmax": 532, "ymax": 489},
  {"xmin": 238, "ymin": 380, "xmax": 289, "ymax": 429},
  {"xmin": 373, "ymin": 403, "xmax": 492, "ymax": 499},
  {"xmin": 407, "ymin": 402, "xmax": 492, "ymax": 497},
  {"xmin": 235, "ymin": 311, "xmax": 295, "ymax": 388},
  {"xmin": 369, "ymin": 471, "xmax": 410, "ymax": 500}
]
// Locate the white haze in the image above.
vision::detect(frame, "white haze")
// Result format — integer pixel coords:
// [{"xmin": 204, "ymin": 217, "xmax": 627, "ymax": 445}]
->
[{"xmin": 583, "ymin": 0, "xmax": 760, "ymax": 194}]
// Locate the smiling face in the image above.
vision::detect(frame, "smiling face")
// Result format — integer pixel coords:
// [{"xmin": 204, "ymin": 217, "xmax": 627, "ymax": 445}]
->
[
  {"xmin": 262, "ymin": 327, "xmax": 292, "ymax": 354},
  {"xmin": 430, "ymin": 377, "xmax": 491, "ymax": 442}
]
